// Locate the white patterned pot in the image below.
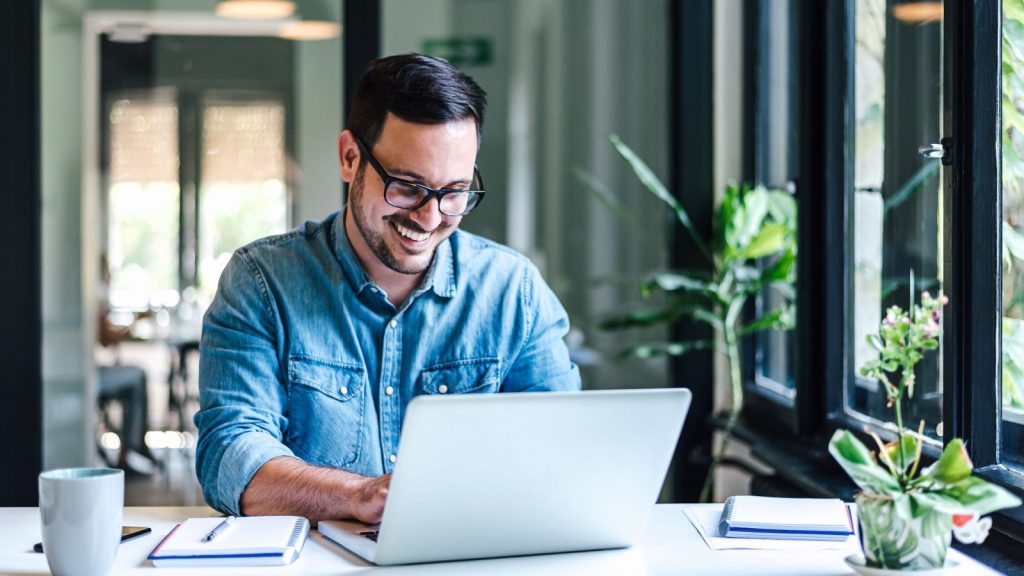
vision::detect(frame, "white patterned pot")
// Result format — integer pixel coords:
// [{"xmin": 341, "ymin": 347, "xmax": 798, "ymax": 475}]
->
[{"xmin": 856, "ymin": 493, "xmax": 952, "ymax": 570}]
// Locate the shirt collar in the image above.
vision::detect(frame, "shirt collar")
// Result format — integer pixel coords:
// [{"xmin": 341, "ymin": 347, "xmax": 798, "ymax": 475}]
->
[{"xmin": 333, "ymin": 211, "xmax": 457, "ymax": 299}]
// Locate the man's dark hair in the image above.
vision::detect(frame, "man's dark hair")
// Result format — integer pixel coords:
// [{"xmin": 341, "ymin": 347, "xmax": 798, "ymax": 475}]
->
[{"xmin": 346, "ymin": 53, "xmax": 488, "ymax": 148}]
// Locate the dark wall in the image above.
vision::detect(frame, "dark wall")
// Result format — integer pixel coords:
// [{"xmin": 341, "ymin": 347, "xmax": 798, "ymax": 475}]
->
[{"xmin": 0, "ymin": 0, "xmax": 43, "ymax": 505}]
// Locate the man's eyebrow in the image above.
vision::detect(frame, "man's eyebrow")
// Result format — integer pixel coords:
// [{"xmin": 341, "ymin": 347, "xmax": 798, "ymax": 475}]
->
[{"xmin": 387, "ymin": 166, "xmax": 473, "ymax": 188}]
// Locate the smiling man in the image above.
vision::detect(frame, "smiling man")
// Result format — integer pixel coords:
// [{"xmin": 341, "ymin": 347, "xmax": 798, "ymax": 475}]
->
[{"xmin": 194, "ymin": 54, "xmax": 581, "ymax": 523}]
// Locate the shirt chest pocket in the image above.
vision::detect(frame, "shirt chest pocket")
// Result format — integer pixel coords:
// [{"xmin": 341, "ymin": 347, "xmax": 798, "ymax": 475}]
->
[
  {"xmin": 287, "ymin": 356, "xmax": 366, "ymax": 468},
  {"xmin": 418, "ymin": 357, "xmax": 501, "ymax": 395}
]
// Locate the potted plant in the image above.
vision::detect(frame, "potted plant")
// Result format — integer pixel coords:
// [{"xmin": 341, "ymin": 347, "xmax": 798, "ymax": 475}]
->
[
  {"xmin": 829, "ymin": 291, "xmax": 1022, "ymax": 571},
  {"xmin": 579, "ymin": 134, "xmax": 797, "ymax": 503}
]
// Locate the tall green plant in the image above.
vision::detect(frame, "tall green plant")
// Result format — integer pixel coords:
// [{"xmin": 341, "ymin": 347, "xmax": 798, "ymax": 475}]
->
[{"xmin": 580, "ymin": 134, "xmax": 797, "ymax": 503}]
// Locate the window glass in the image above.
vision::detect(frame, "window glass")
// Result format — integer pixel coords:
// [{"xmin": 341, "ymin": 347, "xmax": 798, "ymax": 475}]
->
[
  {"xmin": 1002, "ymin": 0, "xmax": 1024, "ymax": 465},
  {"xmin": 107, "ymin": 96, "xmax": 181, "ymax": 310},
  {"xmin": 850, "ymin": 0, "xmax": 945, "ymax": 441},
  {"xmin": 198, "ymin": 100, "xmax": 289, "ymax": 303},
  {"xmin": 753, "ymin": 0, "xmax": 798, "ymax": 397}
]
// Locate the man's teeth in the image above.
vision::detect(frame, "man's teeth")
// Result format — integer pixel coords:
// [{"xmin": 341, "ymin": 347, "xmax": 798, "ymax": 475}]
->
[{"xmin": 394, "ymin": 222, "xmax": 430, "ymax": 242}]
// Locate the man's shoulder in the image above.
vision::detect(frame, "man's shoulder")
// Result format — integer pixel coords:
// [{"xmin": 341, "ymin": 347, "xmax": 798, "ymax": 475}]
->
[
  {"xmin": 234, "ymin": 213, "xmax": 338, "ymax": 265},
  {"xmin": 452, "ymin": 230, "xmax": 536, "ymax": 273}
]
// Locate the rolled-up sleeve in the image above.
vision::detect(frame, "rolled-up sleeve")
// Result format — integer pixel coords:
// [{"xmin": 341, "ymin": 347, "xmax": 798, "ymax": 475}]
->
[
  {"xmin": 194, "ymin": 250, "xmax": 295, "ymax": 516},
  {"xmin": 503, "ymin": 263, "xmax": 582, "ymax": 392}
]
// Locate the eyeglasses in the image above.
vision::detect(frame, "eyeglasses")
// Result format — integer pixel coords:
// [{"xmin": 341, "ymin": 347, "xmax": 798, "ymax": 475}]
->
[{"xmin": 354, "ymin": 137, "xmax": 486, "ymax": 217}]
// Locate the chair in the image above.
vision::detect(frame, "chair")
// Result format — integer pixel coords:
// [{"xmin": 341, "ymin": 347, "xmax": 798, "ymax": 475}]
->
[{"xmin": 97, "ymin": 363, "xmax": 157, "ymax": 474}]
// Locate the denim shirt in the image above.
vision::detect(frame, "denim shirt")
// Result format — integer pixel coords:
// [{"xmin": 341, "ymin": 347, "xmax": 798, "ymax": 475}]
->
[{"xmin": 195, "ymin": 212, "xmax": 581, "ymax": 515}]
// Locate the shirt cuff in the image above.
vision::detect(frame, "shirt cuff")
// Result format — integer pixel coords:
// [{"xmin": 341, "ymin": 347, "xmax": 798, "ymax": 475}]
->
[{"xmin": 216, "ymin": 432, "xmax": 296, "ymax": 516}]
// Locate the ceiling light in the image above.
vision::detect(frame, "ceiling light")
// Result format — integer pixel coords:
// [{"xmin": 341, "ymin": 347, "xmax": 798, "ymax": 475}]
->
[
  {"xmin": 892, "ymin": 2, "xmax": 943, "ymax": 24},
  {"xmin": 277, "ymin": 1, "xmax": 341, "ymax": 41},
  {"xmin": 106, "ymin": 23, "xmax": 151, "ymax": 44},
  {"xmin": 215, "ymin": 0, "xmax": 296, "ymax": 20},
  {"xmin": 278, "ymin": 20, "xmax": 341, "ymax": 41}
]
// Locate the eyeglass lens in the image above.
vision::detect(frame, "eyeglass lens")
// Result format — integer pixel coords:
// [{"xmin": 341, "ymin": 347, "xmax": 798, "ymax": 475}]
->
[{"xmin": 385, "ymin": 182, "xmax": 479, "ymax": 216}]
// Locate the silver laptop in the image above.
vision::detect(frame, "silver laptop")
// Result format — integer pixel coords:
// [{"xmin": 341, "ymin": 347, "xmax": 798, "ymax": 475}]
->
[{"xmin": 318, "ymin": 388, "xmax": 691, "ymax": 565}]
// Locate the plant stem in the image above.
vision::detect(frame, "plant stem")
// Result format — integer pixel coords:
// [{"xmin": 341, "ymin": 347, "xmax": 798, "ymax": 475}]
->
[
  {"xmin": 894, "ymin": 384, "xmax": 906, "ymax": 487},
  {"xmin": 698, "ymin": 323, "xmax": 743, "ymax": 503}
]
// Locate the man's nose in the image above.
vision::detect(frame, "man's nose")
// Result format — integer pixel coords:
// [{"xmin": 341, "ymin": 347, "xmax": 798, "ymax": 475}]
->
[{"xmin": 408, "ymin": 196, "xmax": 444, "ymax": 231}]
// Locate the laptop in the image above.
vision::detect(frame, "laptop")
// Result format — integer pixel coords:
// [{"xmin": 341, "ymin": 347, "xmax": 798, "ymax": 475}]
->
[{"xmin": 318, "ymin": 388, "xmax": 691, "ymax": 565}]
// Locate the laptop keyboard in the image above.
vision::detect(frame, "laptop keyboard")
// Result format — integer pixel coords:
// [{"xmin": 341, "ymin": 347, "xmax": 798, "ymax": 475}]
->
[{"xmin": 359, "ymin": 530, "xmax": 380, "ymax": 542}]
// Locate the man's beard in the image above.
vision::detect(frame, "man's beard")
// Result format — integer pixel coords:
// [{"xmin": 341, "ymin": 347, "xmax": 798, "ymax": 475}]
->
[{"xmin": 349, "ymin": 166, "xmax": 450, "ymax": 275}]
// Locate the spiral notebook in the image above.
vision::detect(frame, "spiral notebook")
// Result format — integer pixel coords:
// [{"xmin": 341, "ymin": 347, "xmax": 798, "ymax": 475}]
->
[
  {"xmin": 718, "ymin": 496, "xmax": 854, "ymax": 541},
  {"xmin": 148, "ymin": 516, "xmax": 310, "ymax": 567}
]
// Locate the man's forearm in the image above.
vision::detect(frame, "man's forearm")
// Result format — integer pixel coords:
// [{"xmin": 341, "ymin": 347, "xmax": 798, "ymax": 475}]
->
[{"xmin": 240, "ymin": 456, "xmax": 389, "ymax": 524}]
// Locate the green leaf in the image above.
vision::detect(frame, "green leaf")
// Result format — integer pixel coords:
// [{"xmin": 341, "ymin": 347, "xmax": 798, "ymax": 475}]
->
[
  {"xmin": 762, "ymin": 246, "xmax": 797, "ymax": 283},
  {"xmin": 1005, "ymin": 18, "xmax": 1024, "ymax": 63},
  {"xmin": 737, "ymin": 222, "xmax": 788, "ymax": 259},
  {"xmin": 1004, "ymin": 221, "xmax": 1024, "ymax": 262},
  {"xmin": 640, "ymin": 272, "xmax": 714, "ymax": 296},
  {"xmin": 768, "ymin": 281, "xmax": 796, "ymax": 301},
  {"xmin": 736, "ymin": 186, "xmax": 769, "ymax": 247},
  {"xmin": 623, "ymin": 339, "xmax": 716, "ymax": 359},
  {"xmin": 1005, "ymin": 97, "xmax": 1024, "ymax": 135},
  {"xmin": 1007, "ymin": 1, "xmax": 1024, "ymax": 25},
  {"xmin": 737, "ymin": 305, "xmax": 794, "ymax": 337},
  {"xmin": 598, "ymin": 307, "xmax": 679, "ymax": 330},
  {"xmin": 610, "ymin": 134, "xmax": 712, "ymax": 262},
  {"xmin": 882, "ymin": 434, "xmax": 919, "ymax": 475},
  {"xmin": 716, "ymin": 183, "xmax": 742, "ymax": 259},
  {"xmin": 828, "ymin": 430, "xmax": 902, "ymax": 494},
  {"xmin": 574, "ymin": 166, "xmax": 658, "ymax": 248},
  {"xmin": 920, "ymin": 439, "xmax": 973, "ymax": 483},
  {"xmin": 1002, "ymin": 317, "xmax": 1024, "ymax": 408},
  {"xmin": 908, "ymin": 491, "xmax": 959, "ymax": 512},
  {"xmin": 766, "ymin": 189, "xmax": 797, "ymax": 228},
  {"xmin": 931, "ymin": 476, "xmax": 1023, "ymax": 516}
]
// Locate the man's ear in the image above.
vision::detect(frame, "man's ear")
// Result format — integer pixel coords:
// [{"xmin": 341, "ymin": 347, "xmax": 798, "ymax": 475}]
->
[{"xmin": 338, "ymin": 130, "xmax": 360, "ymax": 183}]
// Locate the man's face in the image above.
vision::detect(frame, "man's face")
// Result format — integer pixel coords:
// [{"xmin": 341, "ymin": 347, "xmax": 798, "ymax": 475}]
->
[{"xmin": 341, "ymin": 114, "xmax": 478, "ymax": 277}]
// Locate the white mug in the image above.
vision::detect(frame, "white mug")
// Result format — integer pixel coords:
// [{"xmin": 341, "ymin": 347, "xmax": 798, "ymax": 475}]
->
[{"xmin": 39, "ymin": 468, "xmax": 124, "ymax": 576}]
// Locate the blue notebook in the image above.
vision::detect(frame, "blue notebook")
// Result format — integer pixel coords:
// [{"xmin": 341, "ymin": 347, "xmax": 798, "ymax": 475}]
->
[
  {"xmin": 718, "ymin": 496, "xmax": 854, "ymax": 541},
  {"xmin": 148, "ymin": 516, "xmax": 309, "ymax": 567}
]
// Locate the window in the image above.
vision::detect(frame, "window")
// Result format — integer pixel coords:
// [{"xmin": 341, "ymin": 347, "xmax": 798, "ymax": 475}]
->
[
  {"xmin": 101, "ymin": 35, "xmax": 293, "ymax": 315},
  {"xmin": 736, "ymin": 0, "xmax": 1024, "ymax": 547},
  {"xmin": 848, "ymin": 0, "xmax": 944, "ymax": 442},
  {"xmin": 197, "ymin": 99, "xmax": 289, "ymax": 303},
  {"xmin": 106, "ymin": 94, "xmax": 181, "ymax": 310},
  {"xmin": 746, "ymin": 0, "xmax": 800, "ymax": 407}
]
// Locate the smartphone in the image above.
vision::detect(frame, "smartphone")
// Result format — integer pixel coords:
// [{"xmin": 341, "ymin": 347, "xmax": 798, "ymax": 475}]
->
[{"xmin": 33, "ymin": 525, "xmax": 152, "ymax": 553}]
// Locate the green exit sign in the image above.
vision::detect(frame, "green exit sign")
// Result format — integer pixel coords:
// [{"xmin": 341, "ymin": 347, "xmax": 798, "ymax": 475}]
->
[{"xmin": 422, "ymin": 37, "xmax": 492, "ymax": 67}]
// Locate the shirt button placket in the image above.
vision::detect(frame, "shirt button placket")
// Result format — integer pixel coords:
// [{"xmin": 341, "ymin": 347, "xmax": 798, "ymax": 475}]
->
[{"xmin": 382, "ymin": 316, "xmax": 401, "ymax": 472}]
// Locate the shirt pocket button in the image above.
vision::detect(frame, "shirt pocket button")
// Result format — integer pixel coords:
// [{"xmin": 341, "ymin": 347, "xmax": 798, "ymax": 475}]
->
[
  {"xmin": 438, "ymin": 384, "xmax": 448, "ymax": 394},
  {"xmin": 340, "ymin": 385, "xmax": 349, "ymax": 395}
]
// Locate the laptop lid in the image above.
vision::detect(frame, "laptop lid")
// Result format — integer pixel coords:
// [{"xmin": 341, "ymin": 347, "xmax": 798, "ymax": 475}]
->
[{"xmin": 321, "ymin": 388, "xmax": 691, "ymax": 565}]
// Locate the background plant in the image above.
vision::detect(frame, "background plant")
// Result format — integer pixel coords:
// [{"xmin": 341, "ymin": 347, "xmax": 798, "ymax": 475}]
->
[{"xmin": 579, "ymin": 134, "xmax": 797, "ymax": 503}]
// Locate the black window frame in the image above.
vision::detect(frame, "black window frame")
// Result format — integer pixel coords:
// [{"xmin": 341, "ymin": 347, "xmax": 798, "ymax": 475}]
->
[
  {"xmin": 734, "ymin": 0, "xmax": 1024, "ymax": 549},
  {"xmin": 944, "ymin": 0, "xmax": 1024, "ymax": 526}
]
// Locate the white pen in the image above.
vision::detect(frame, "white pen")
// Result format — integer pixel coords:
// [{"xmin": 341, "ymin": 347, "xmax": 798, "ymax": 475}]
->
[{"xmin": 202, "ymin": 516, "xmax": 236, "ymax": 542}]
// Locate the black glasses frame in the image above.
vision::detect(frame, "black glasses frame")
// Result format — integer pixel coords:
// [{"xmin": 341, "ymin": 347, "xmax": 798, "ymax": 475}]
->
[{"xmin": 354, "ymin": 137, "xmax": 486, "ymax": 216}]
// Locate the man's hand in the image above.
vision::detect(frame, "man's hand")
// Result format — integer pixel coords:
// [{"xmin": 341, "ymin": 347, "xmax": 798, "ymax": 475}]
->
[
  {"xmin": 348, "ymin": 473, "xmax": 391, "ymax": 524},
  {"xmin": 240, "ymin": 457, "xmax": 391, "ymax": 523}
]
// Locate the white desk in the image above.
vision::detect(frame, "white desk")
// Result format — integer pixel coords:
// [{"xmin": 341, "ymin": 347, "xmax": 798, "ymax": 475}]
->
[{"xmin": 0, "ymin": 505, "xmax": 995, "ymax": 575}]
